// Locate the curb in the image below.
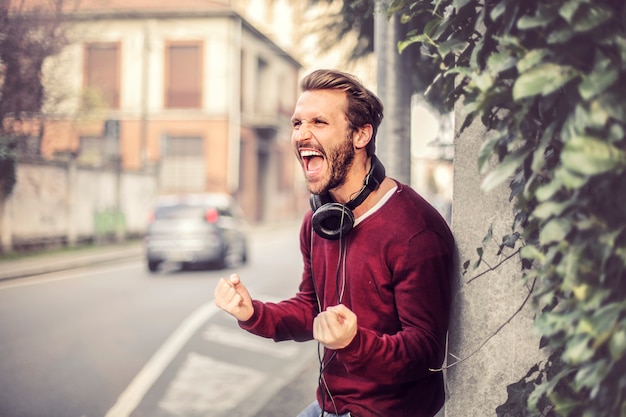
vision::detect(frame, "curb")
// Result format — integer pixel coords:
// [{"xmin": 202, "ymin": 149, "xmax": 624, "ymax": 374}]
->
[{"xmin": 0, "ymin": 243, "xmax": 144, "ymax": 282}]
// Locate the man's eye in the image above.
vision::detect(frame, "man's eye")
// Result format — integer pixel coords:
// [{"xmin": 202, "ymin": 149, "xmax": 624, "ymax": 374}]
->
[{"xmin": 292, "ymin": 120, "xmax": 301, "ymax": 128}]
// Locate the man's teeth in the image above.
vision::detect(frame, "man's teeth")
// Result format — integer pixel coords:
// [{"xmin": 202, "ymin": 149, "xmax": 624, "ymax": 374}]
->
[{"xmin": 301, "ymin": 150, "xmax": 322, "ymax": 158}]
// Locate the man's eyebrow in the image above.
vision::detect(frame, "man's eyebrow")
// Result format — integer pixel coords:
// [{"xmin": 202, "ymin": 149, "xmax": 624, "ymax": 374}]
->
[{"xmin": 290, "ymin": 115, "xmax": 327, "ymax": 122}]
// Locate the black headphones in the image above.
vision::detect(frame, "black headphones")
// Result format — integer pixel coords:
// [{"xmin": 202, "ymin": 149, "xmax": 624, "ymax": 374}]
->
[{"xmin": 309, "ymin": 155, "xmax": 386, "ymax": 240}]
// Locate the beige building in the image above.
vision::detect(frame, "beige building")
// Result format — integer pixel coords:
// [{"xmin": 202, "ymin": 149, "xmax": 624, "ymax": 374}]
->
[{"xmin": 32, "ymin": 0, "xmax": 305, "ymax": 223}]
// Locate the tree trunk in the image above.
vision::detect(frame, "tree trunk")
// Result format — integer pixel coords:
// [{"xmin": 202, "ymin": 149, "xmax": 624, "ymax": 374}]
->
[{"xmin": 374, "ymin": 2, "xmax": 413, "ymax": 184}]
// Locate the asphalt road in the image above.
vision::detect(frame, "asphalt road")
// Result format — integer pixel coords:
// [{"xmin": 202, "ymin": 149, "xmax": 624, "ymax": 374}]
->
[{"xmin": 0, "ymin": 221, "xmax": 320, "ymax": 417}]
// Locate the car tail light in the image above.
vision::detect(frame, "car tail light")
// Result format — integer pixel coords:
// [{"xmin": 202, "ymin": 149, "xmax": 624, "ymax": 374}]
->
[{"xmin": 205, "ymin": 208, "xmax": 219, "ymax": 223}]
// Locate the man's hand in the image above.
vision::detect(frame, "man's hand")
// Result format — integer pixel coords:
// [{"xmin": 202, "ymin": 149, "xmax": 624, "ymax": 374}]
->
[
  {"xmin": 313, "ymin": 304, "xmax": 357, "ymax": 350},
  {"xmin": 214, "ymin": 274, "xmax": 254, "ymax": 321}
]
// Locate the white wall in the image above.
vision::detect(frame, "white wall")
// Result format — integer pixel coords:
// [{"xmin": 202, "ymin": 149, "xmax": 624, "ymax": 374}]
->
[{"xmin": 1, "ymin": 158, "xmax": 158, "ymax": 250}]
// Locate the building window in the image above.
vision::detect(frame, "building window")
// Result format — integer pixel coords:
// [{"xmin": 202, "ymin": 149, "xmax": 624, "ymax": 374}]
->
[
  {"xmin": 160, "ymin": 135, "xmax": 205, "ymax": 192},
  {"xmin": 84, "ymin": 42, "xmax": 120, "ymax": 108},
  {"xmin": 255, "ymin": 57, "xmax": 269, "ymax": 113},
  {"xmin": 165, "ymin": 42, "xmax": 202, "ymax": 108}
]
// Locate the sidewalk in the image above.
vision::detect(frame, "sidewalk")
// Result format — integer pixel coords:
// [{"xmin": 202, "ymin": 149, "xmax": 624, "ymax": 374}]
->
[{"xmin": 0, "ymin": 240, "xmax": 144, "ymax": 281}]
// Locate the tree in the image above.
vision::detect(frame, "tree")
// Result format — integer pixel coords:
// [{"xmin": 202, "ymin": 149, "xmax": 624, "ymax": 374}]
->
[
  {"xmin": 302, "ymin": 0, "xmax": 447, "ymax": 183},
  {"xmin": 0, "ymin": 0, "xmax": 68, "ymax": 200},
  {"xmin": 391, "ymin": 0, "xmax": 626, "ymax": 415},
  {"xmin": 302, "ymin": 0, "xmax": 442, "ymax": 103}
]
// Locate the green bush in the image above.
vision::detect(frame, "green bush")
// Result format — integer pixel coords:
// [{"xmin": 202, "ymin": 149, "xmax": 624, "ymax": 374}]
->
[
  {"xmin": 392, "ymin": 0, "xmax": 626, "ymax": 415},
  {"xmin": 0, "ymin": 135, "xmax": 17, "ymax": 199}
]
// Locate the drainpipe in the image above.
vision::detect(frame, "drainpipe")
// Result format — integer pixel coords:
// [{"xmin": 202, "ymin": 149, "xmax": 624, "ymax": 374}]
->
[
  {"xmin": 228, "ymin": 16, "xmax": 242, "ymax": 193},
  {"xmin": 140, "ymin": 20, "xmax": 152, "ymax": 168}
]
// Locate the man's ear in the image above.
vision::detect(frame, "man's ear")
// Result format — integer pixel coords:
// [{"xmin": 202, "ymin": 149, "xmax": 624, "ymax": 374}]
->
[{"xmin": 353, "ymin": 124, "xmax": 373, "ymax": 150}]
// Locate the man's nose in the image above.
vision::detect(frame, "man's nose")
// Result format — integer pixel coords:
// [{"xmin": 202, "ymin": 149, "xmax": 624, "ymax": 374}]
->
[{"xmin": 294, "ymin": 122, "xmax": 312, "ymax": 140}]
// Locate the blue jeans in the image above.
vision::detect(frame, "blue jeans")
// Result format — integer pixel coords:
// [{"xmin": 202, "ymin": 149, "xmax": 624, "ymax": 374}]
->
[{"xmin": 297, "ymin": 401, "xmax": 352, "ymax": 417}]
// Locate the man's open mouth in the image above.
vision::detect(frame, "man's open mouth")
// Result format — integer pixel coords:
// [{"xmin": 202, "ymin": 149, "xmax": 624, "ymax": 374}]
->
[{"xmin": 300, "ymin": 149, "xmax": 325, "ymax": 176}]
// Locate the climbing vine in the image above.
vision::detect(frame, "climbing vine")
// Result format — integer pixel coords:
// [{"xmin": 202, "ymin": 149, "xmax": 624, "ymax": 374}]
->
[{"xmin": 390, "ymin": 0, "xmax": 626, "ymax": 415}]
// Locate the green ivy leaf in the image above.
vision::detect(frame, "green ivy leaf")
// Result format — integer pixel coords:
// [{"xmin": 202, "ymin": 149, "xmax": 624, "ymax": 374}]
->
[
  {"xmin": 533, "ymin": 201, "xmax": 570, "ymax": 220},
  {"xmin": 517, "ymin": 11, "xmax": 555, "ymax": 29},
  {"xmin": 489, "ymin": 0, "xmax": 507, "ymax": 21},
  {"xmin": 550, "ymin": 391, "xmax": 584, "ymax": 415},
  {"xmin": 609, "ymin": 328, "xmax": 626, "ymax": 360},
  {"xmin": 472, "ymin": 72, "xmax": 494, "ymax": 92},
  {"xmin": 592, "ymin": 303, "xmax": 622, "ymax": 336},
  {"xmin": 478, "ymin": 136, "xmax": 500, "ymax": 174},
  {"xmin": 574, "ymin": 361, "xmax": 609, "ymax": 391},
  {"xmin": 562, "ymin": 335, "xmax": 594, "ymax": 365},
  {"xmin": 473, "ymin": 246, "xmax": 484, "ymax": 269},
  {"xmin": 482, "ymin": 224, "xmax": 494, "ymax": 247},
  {"xmin": 598, "ymin": 93, "xmax": 626, "ymax": 124},
  {"xmin": 547, "ymin": 27, "xmax": 576, "ymax": 44},
  {"xmin": 555, "ymin": 166, "xmax": 587, "ymax": 190},
  {"xmin": 539, "ymin": 218, "xmax": 572, "ymax": 245},
  {"xmin": 516, "ymin": 49, "xmax": 550, "ymax": 73},
  {"xmin": 578, "ymin": 57, "xmax": 619, "ymax": 101},
  {"xmin": 398, "ymin": 34, "xmax": 431, "ymax": 53},
  {"xmin": 453, "ymin": 0, "xmax": 474, "ymax": 11},
  {"xmin": 513, "ymin": 63, "xmax": 578, "ymax": 100},
  {"xmin": 520, "ymin": 244, "xmax": 545, "ymax": 264},
  {"xmin": 501, "ymin": 232, "xmax": 519, "ymax": 249},
  {"xmin": 437, "ymin": 38, "xmax": 469, "ymax": 59},
  {"xmin": 482, "ymin": 147, "xmax": 531, "ymax": 192},
  {"xmin": 559, "ymin": 0, "xmax": 587, "ymax": 24},
  {"xmin": 561, "ymin": 1, "xmax": 612, "ymax": 33},
  {"xmin": 561, "ymin": 135, "xmax": 626, "ymax": 176},
  {"xmin": 608, "ymin": 124, "xmax": 625, "ymax": 143},
  {"xmin": 585, "ymin": 100, "xmax": 611, "ymax": 130},
  {"xmin": 487, "ymin": 51, "xmax": 517, "ymax": 74},
  {"xmin": 531, "ymin": 126, "xmax": 556, "ymax": 173},
  {"xmin": 388, "ymin": 0, "xmax": 408, "ymax": 17},
  {"xmin": 535, "ymin": 178, "xmax": 562, "ymax": 202}
]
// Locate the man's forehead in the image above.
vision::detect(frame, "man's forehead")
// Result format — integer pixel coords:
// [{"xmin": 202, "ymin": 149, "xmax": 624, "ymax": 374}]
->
[{"xmin": 292, "ymin": 89, "xmax": 348, "ymax": 116}]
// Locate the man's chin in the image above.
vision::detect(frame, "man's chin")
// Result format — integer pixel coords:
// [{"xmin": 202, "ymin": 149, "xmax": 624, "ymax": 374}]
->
[{"xmin": 306, "ymin": 181, "xmax": 326, "ymax": 196}]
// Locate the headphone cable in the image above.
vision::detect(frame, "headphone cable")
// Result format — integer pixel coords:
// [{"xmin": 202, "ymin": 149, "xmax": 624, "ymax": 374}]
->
[{"xmin": 311, "ymin": 208, "xmax": 349, "ymax": 417}]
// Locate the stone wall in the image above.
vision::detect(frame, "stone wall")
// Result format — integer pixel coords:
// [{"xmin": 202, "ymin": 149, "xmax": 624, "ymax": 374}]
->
[
  {"xmin": 1, "ymin": 156, "xmax": 158, "ymax": 252},
  {"xmin": 445, "ymin": 114, "xmax": 545, "ymax": 416}
]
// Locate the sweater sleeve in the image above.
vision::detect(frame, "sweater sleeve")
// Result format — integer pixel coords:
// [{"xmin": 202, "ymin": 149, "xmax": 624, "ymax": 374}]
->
[
  {"xmin": 337, "ymin": 228, "xmax": 453, "ymax": 384},
  {"xmin": 238, "ymin": 215, "xmax": 319, "ymax": 342}
]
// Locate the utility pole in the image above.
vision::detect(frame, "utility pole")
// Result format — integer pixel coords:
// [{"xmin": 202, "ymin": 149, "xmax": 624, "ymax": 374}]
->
[{"xmin": 374, "ymin": 1, "xmax": 413, "ymax": 184}]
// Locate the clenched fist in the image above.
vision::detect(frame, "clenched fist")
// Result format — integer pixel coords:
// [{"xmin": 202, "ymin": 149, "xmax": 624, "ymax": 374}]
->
[
  {"xmin": 214, "ymin": 274, "xmax": 254, "ymax": 321},
  {"xmin": 313, "ymin": 304, "xmax": 357, "ymax": 350}
]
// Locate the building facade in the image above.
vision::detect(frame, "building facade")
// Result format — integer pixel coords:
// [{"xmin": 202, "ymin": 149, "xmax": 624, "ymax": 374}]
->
[{"xmin": 35, "ymin": 0, "xmax": 305, "ymax": 223}]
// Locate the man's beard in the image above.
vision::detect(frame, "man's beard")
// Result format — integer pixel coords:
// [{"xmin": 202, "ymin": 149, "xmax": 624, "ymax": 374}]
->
[{"xmin": 317, "ymin": 137, "xmax": 355, "ymax": 195}]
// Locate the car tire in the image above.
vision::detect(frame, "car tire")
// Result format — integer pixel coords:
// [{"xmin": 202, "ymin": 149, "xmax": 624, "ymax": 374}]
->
[
  {"xmin": 214, "ymin": 254, "xmax": 227, "ymax": 270},
  {"xmin": 147, "ymin": 260, "xmax": 160, "ymax": 273},
  {"xmin": 241, "ymin": 246, "xmax": 248, "ymax": 264}
]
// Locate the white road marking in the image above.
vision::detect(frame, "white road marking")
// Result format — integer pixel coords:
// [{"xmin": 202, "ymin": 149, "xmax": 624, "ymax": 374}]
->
[
  {"xmin": 158, "ymin": 352, "xmax": 265, "ymax": 415},
  {"xmin": 104, "ymin": 301, "xmax": 221, "ymax": 417},
  {"xmin": 203, "ymin": 324, "xmax": 300, "ymax": 358}
]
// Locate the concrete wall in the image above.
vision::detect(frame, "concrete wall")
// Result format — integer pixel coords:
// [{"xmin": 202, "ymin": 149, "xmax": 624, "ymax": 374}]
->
[
  {"xmin": 446, "ymin": 114, "xmax": 545, "ymax": 415},
  {"xmin": 1, "ymin": 157, "xmax": 158, "ymax": 252}
]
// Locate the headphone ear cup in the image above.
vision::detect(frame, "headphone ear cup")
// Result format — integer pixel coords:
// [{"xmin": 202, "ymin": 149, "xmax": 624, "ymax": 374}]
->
[
  {"xmin": 311, "ymin": 203, "xmax": 355, "ymax": 240},
  {"xmin": 309, "ymin": 193, "xmax": 323, "ymax": 212}
]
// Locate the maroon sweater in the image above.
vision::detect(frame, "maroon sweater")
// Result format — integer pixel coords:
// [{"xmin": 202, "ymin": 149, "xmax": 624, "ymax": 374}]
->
[{"xmin": 240, "ymin": 182, "xmax": 454, "ymax": 417}]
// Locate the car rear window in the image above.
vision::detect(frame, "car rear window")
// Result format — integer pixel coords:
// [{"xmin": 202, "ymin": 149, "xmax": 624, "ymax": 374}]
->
[{"xmin": 154, "ymin": 204, "xmax": 232, "ymax": 220}]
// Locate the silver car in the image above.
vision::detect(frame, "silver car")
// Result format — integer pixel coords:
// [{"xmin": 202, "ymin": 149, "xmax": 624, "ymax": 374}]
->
[{"xmin": 144, "ymin": 193, "xmax": 248, "ymax": 272}]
